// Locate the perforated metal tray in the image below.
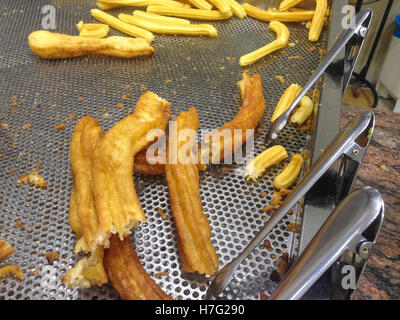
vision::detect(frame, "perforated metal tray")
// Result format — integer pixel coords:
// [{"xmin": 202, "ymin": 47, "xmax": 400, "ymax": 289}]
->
[{"xmin": 0, "ymin": 0, "xmax": 337, "ymax": 300}]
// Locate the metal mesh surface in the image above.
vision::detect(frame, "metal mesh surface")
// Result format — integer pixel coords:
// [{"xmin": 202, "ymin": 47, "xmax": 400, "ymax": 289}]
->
[{"xmin": 0, "ymin": 0, "xmax": 329, "ymax": 300}]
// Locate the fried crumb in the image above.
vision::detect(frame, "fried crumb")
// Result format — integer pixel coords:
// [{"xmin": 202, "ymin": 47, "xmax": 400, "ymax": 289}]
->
[
  {"xmin": 69, "ymin": 113, "xmax": 77, "ymax": 120},
  {"xmin": 54, "ymin": 123, "xmax": 66, "ymax": 131},
  {"xmin": 270, "ymin": 253, "xmax": 289, "ymax": 283},
  {"xmin": 221, "ymin": 167, "xmax": 230, "ymax": 174},
  {"xmin": 22, "ymin": 124, "xmax": 31, "ymax": 130},
  {"xmin": 17, "ymin": 169, "xmax": 48, "ymax": 188},
  {"xmin": 259, "ymin": 291, "xmax": 269, "ymax": 300},
  {"xmin": 157, "ymin": 208, "xmax": 168, "ymax": 221},
  {"xmin": 77, "ymin": 97, "xmax": 83, "ymax": 102},
  {"xmin": 262, "ymin": 205, "xmax": 276, "ymax": 215},
  {"xmin": 31, "ymin": 268, "xmax": 40, "ymax": 275},
  {"xmin": 44, "ymin": 252, "xmax": 60, "ymax": 265},
  {"xmin": 116, "ymin": 103, "xmax": 124, "ymax": 110},
  {"xmin": 226, "ymin": 56, "xmax": 232, "ymax": 61},
  {"xmin": 1, "ymin": 123, "xmax": 8, "ymax": 129},
  {"xmin": 309, "ymin": 46, "xmax": 316, "ymax": 52},
  {"xmin": 14, "ymin": 220, "xmax": 23, "ymax": 229},
  {"xmin": 286, "ymin": 222, "xmax": 301, "ymax": 233},
  {"xmin": 288, "ymin": 55, "xmax": 300, "ymax": 60},
  {"xmin": 299, "ymin": 121, "xmax": 312, "ymax": 131},
  {"xmin": 102, "ymin": 112, "xmax": 110, "ymax": 118},
  {"xmin": 125, "ymin": 84, "xmax": 130, "ymax": 89},
  {"xmin": 165, "ymin": 79, "xmax": 172, "ymax": 84},
  {"xmin": 11, "ymin": 96, "xmax": 19, "ymax": 107},
  {"xmin": 260, "ymin": 191, "xmax": 267, "ymax": 198},
  {"xmin": 275, "ymin": 75, "xmax": 285, "ymax": 84},
  {"xmin": 121, "ymin": 93, "xmax": 131, "ymax": 99},
  {"xmin": 263, "ymin": 240, "xmax": 272, "ymax": 250},
  {"xmin": 154, "ymin": 272, "xmax": 169, "ymax": 279},
  {"xmin": 380, "ymin": 164, "xmax": 388, "ymax": 172},
  {"xmin": 288, "ymin": 42, "xmax": 295, "ymax": 47},
  {"xmin": 11, "ymin": 142, "xmax": 17, "ymax": 148},
  {"xmin": 270, "ymin": 189, "xmax": 291, "ymax": 207}
]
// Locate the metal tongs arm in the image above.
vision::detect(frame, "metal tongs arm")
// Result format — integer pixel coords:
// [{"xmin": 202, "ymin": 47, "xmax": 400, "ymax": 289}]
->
[
  {"xmin": 205, "ymin": 111, "xmax": 375, "ymax": 300},
  {"xmin": 270, "ymin": 186, "xmax": 384, "ymax": 300},
  {"xmin": 264, "ymin": 8, "xmax": 373, "ymax": 146}
]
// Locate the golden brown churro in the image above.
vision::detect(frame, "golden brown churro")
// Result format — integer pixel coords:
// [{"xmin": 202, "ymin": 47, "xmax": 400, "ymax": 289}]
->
[
  {"xmin": 91, "ymin": 92, "xmax": 171, "ymax": 246},
  {"xmin": 104, "ymin": 235, "xmax": 171, "ymax": 300},
  {"xmin": 63, "ymin": 116, "xmax": 108, "ymax": 288},
  {"xmin": 202, "ymin": 71, "xmax": 266, "ymax": 163},
  {"xmin": 271, "ymin": 84, "xmax": 302, "ymax": 122},
  {"xmin": 166, "ymin": 108, "xmax": 219, "ymax": 275},
  {"xmin": 28, "ymin": 30, "xmax": 154, "ymax": 59}
]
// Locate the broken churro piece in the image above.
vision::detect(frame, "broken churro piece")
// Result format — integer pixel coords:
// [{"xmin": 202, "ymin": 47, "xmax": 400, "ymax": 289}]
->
[
  {"xmin": 290, "ymin": 95, "xmax": 313, "ymax": 125},
  {"xmin": 0, "ymin": 240, "xmax": 15, "ymax": 261},
  {"xmin": 63, "ymin": 247, "xmax": 108, "ymax": 288},
  {"xmin": 28, "ymin": 30, "xmax": 154, "ymax": 59},
  {"xmin": 92, "ymin": 92, "xmax": 171, "ymax": 246},
  {"xmin": 244, "ymin": 145, "xmax": 288, "ymax": 181},
  {"xmin": 273, "ymin": 154, "xmax": 303, "ymax": 190},
  {"xmin": 271, "ymin": 84, "xmax": 302, "ymax": 122},
  {"xmin": 166, "ymin": 108, "xmax": 219, "ymax": 275},
  {"xmin": 104, "ymin": 235, "xmax": 171, "ymax": 300},
  {"xmin": 17, "ymin": 168, "xmax": 48, "ymax": 188},
  {"xmin": 0, "ymin": 265, "xmax": 23, "ymax": 280},
  {"xmin": 239, "ymin": 21, "xmax": 289, "ymax": 66}
]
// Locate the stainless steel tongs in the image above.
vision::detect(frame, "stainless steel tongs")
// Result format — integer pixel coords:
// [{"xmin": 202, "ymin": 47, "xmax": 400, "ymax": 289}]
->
[
  {"xmin": 264, "ymin": 8, "xmax": 373, "ymax": 146},
  {"xmin": 269, "ymin": 186, "xmax": 384, "ymax": 300},
  {"xmin": 205, "ymin": 111, "xmax": 379, "ymax": 299}
]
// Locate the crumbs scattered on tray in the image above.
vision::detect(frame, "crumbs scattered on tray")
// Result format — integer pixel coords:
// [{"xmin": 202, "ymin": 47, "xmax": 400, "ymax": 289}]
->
[
  {"xmin": 286, "ymin": 222, "xmax": 301, "ymax": 234},
  {"xmin": 154, "ymin": 272, "xmax": 169, "ymax": 279},
  {"xmin": 116, "ymin": 103, "xmax": 124, "ymax": 110},
  {"xmin": 157, "ymin": 208, "xmax": 168, "ymax": 221},
  {"xmin": 77, "ymin": 97, "xmax": 83, "ymax": 102},
  {"xmin": 121, "ymin": 93, "xmax": 131, "ymax": 99},
  {"xmin": 221, "ymin": 167, "xmax": 230, "ymax": 174},
  {"xmin": 54, "ymin": 123, "xmax": 66, "ymax": 131},
  {"xmin": 22, "ymin": 124, "xmax": 31, "ymax": 130},
  {"xmin": 275, "ymin": 75, "xmax": 285, "ymax": 84},
  {"xmin": 69, "ymin": 113, "xmax": 77, "ymax": 121},
  {"xmin": 1, "ymin": 123, "xmax": 9, "ymax": 129},
  {"xmin": 288, "ymin": 55, "xmax": 300, "ymax": 60},
  {"xmin": 14, "ymin": 220, "xmax": 24, "ymax": 229},
  {"xmin": 270, "ymin": 252, "xmax": 289, "ymax": 283}
]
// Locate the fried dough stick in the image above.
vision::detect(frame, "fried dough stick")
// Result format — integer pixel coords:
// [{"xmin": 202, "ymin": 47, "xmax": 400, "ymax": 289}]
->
[
  {"xmin": 92, "ymin": 92, "xmax": 171, "ymax": 246},
  {"xmin": 63, "ymin": 116, "xmax": 108, "ymax": 288},
  {"xmin": 201, "ymin": 71, "xmax": 266, "ymax": 163},
  {"xmin": 0, "ymin": 240, "xmax": 15, "ymax": 261},
  {"xmin": 28, "ymin": 30, "xmax": 154, "ymax": 59},
  {"xmin": 69, "ymin": 116, "xmax": 104, "ymax": 253},
  {"xmin": 166, "ymin": 108, "xmax": 219, "ymax": 275},
  {"xmin": 104, "ymin": 235, "xmax": 171, "ymax": 300}
]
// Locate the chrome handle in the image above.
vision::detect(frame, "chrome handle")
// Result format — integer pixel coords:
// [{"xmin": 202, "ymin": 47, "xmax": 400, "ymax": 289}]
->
[{"xmin": 269, "ymin": 187, "xmax": 384, "ymax": 300}]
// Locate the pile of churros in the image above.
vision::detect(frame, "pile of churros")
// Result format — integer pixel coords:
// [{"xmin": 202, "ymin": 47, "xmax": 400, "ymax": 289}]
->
[{"xmin": 28, "ymin": 0, "xmax": 328, "ymax": 66}]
